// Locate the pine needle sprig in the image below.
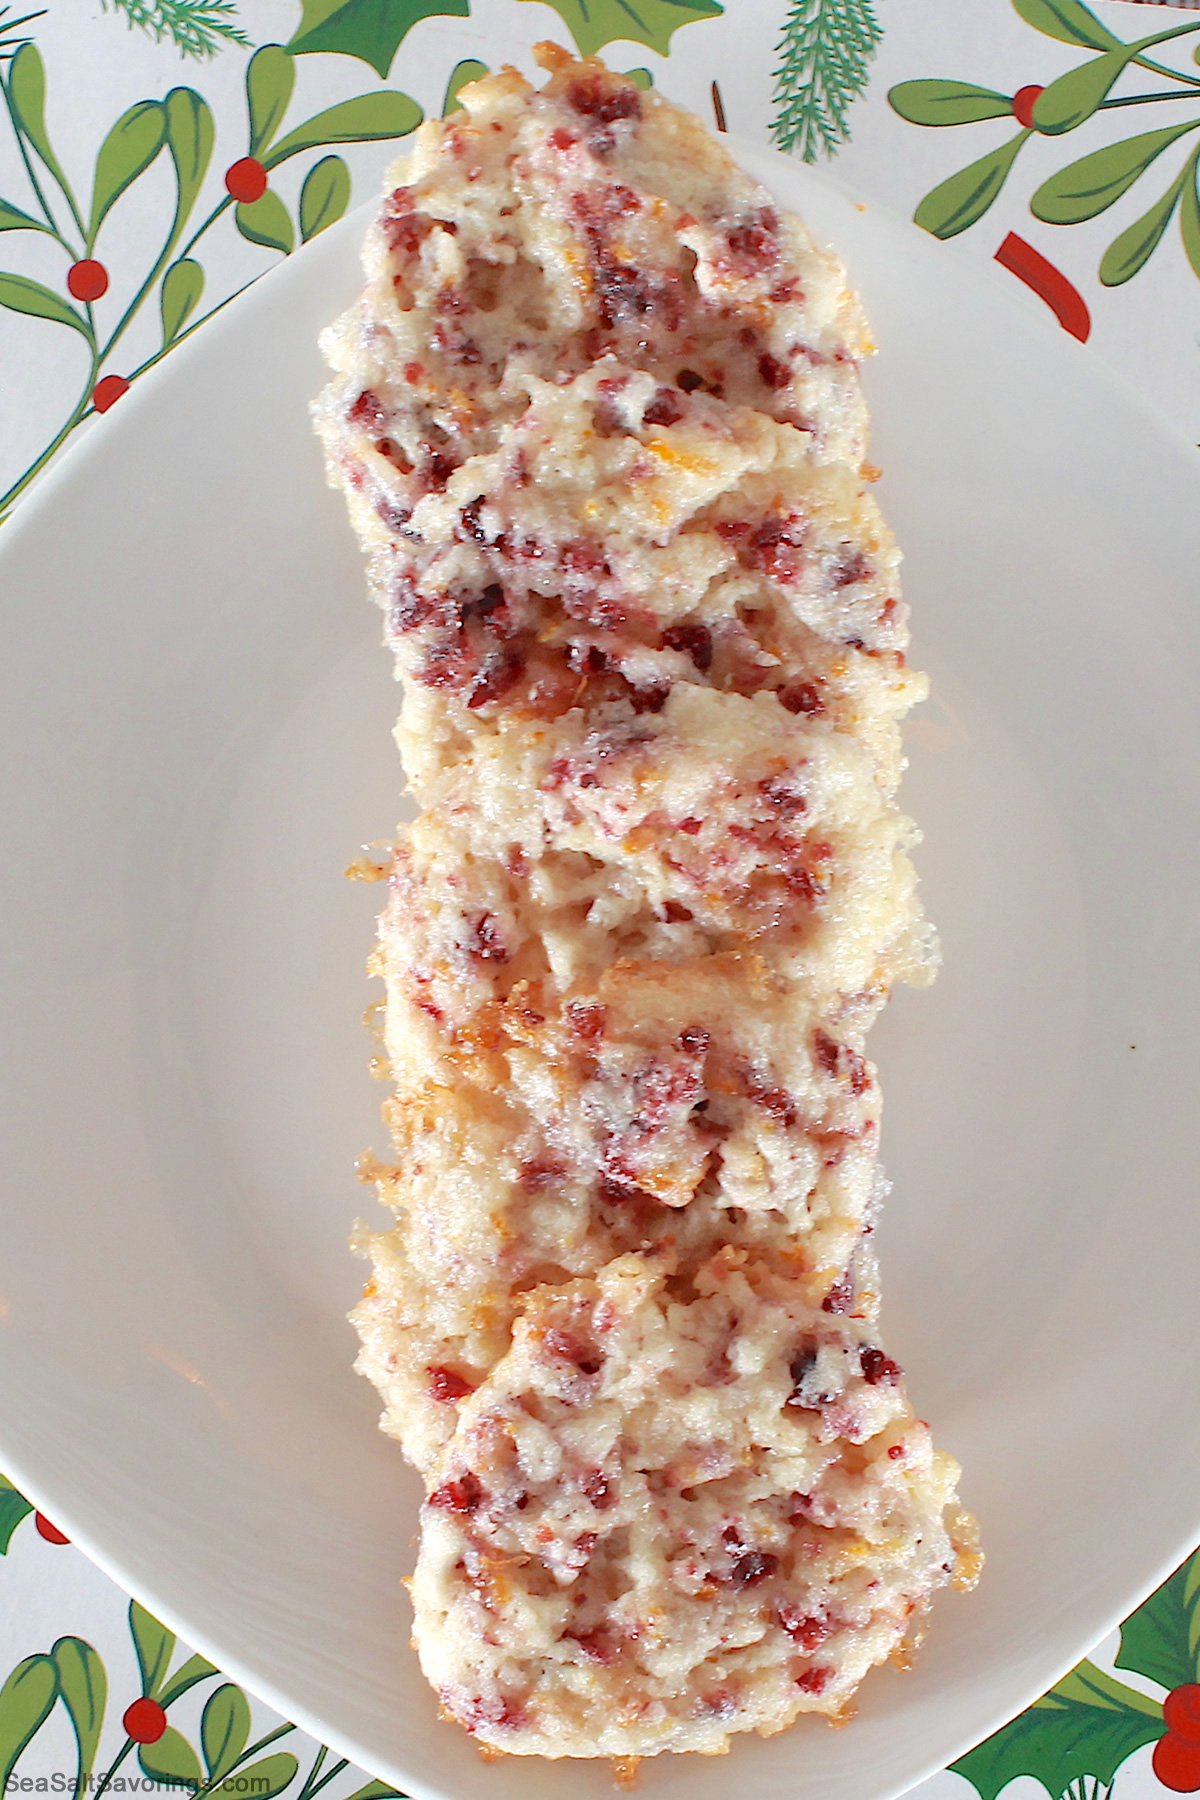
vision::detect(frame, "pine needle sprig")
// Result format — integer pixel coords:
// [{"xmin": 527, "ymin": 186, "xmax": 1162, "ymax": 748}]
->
[
  {"xmin": 771, "ymin": 0, "xmax": 882, "ymax": 162},
  {"xmin": 100, "ymin": 0, "xmax": 249, "ymax": 59},
  {"xmin": 0, "ymin": 5, "xmax": 46, "ymax": 58}
]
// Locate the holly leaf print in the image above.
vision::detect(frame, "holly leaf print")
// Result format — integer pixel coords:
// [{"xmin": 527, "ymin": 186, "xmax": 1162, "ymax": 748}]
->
[
  {"xmin": 287, "ymin": 0, "xmax": 469, "ymax": 78},
  {"xmin": 1115, "ymin": 1549, "xmax": 1200, "ymax": 1692},
  {"xmin": 516, "ymin": 0, "xmax": 721, "ymax": 59},
  {"xmin": 951, "ymin": 1659, "xmax": 1164, "ymax": 1800}
]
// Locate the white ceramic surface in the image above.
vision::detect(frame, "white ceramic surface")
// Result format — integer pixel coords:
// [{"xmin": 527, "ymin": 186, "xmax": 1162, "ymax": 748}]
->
[{"xmin": 2, "ymin": 140, "xmax": 1200, "ymax": 1800}]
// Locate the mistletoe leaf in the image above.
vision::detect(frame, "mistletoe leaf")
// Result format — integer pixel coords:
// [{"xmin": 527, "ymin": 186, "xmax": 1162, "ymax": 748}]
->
[
  {"xmin": 914, "ymin": 128, "xmax": 1030, "ymax": 237},
  {"xmin": 246, "ymin": 44, "xmax": 294, "ymax": 156},
  {"xmin": 1032, "ymin": 46, "xmax": 1134, "ymax": 136},
  {"xmin": 443, "ymin": 57, "xmax": 489, "ymax": 115},
  {"xmin": 0, "ymin": 1478, "xmax": 33, "ymax": 1548},
  {"xmin": 158, "ymin": 1653, "xmax": 218, "ymax": 1708},
  {"xmin": 138, "ymin": 1726, "xmax": 202, "ymax": 1791},
  {"xmin": 160, "ymin": 256, "xmax": 204, "ymax": 344},
  {"xmin": 164, "ymin": 88, "xmax": 215, "ymax": 226},
  {"xmin": 129, "ymin": 1601, "xmax": 174, "ymax": 1701},
  {"xmin": 287, "ymin": 0, "xmax": 469, "ymax": 78},
  {"xmin": 1115, "ymin": 1549, "xmax": 1200, "ymax": 1690},
  {"xmin": 342, "ymin": 1783, "xmax": 406, "ymax": 1800},
  {"xmin": 211, "ymin": 1753, "xmax": 298, "ymax": 1799},
  {"xmin": 265, "ymin": 91, "xmax": 422, "ymax": 164},
  {"xmin": 0, "ymin": 1657, "xmax": 58, "ymax": 1788},
  {"xmin": 888, "ymin": 80, "xmax": 1014, "ymax": 127},
  {"xmin": 951, "ymin": 1658, "xmax": 1164, "ymax": 1800},
  {"xmin": 200, "ymin": 1684, "xmax": 250, "ymax": 1782},
  {"xmin": 299, "ymin": 154, "xmax": 351, "ymax": 240},
  {"xmin": 235, "ymin": 189, "xmax": 294, "ymax": 252},
  {"xmin": 1011, "ymin": 0, "xmax": 1119, "ymax": 53},
  {"xmin": 0, "ymin": 198, "xmax": 48, "ymax": 232},
  {"xmin": 0, "ymin": 272, "xmax": 89, "ymax": 333},
  {"xmin": 1184, "ymin": 177, "xmax": 1200, "ymax": 278},
  {"xmin": 1032, "ymin": 120, "xmax": 1200, "ymax": 223},
  {"xmin": 88, "ymin": 100, "xmax": 166, "ymax": 247},
  {"xmin": 1099, "ymin": 164, "xmax": 1187, "ymax": 285},
  {"xmin": 51, "ymin": 1638, "xmax": 105, "ymax": 1787},
  {"xmin": 6, "ymin": 43, "xmax": 71, "ymax": 195}
]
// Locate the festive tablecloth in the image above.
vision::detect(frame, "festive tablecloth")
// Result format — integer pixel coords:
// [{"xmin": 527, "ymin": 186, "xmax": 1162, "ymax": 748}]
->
[{"xmin": 3, "ymin": 2, "xmax": 1199, "ymax": 1796}]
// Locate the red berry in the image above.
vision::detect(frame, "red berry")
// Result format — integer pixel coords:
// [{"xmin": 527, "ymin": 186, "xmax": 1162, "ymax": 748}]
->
[
  {"xmin": 122, "ymin": 1698, "xmax": 167, "ymax": 1745},
  {"xmin": 67, "ymin": 259, "xmax": 108, "ymax": 302},
  {"xmin": 1153, "ymin": 1731, "xmax": 1200, "ymax": 1792},
  {"xmin": 92, "ymin": 374, "xmax": 129, "ymax": 414},
  {"xmin": 34, "ymin": 1512, "xmax": 69, "ymax": 1544},
  {"xmin": 1012, "ymin": 85, "xmax": 1044, "ymax": 130},
  {"xmin": 225, "ymin": 157, "xmax": 268, "ymax": 203},
  {"xmin": 1166, "ymin": 1686, "xmax": 1200, "ymax": 1744}
]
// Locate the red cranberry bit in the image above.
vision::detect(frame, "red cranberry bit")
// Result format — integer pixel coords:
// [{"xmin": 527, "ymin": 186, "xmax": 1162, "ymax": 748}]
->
[
  {"xmin": 582, "ymin": 1469, "xmax": 615, "ymax": 1510},
  {"xmin": 663, "ymin": 900, "xmax": 694, "ymax": 923},
  {"xmin": 566, "ymin": 76, "xmax": 642, "ymax": 126},
  {"xmin": 679, "ymin": 816, "xmax": 704, "ymax": 836},
  {"xmin": 834, "ymin": 549, "xmax": 871, "ymax": 587},
  {"xmin": 348, "ymin": 389, "xmax": 386, "ymax": 429},
  {"xmin": 544, "ymin": 1328, "xmax": 603, "ymax": 1376},
  {"xmin": 860, "ymin": 1346, "xmax": 901, "ymax": 1386},
  {"xmin": 759, "ymin": 774, "xmax": 806, "ymax": 816},
  {"xmin": 887, "ymin": 1444, "xmax": 905, "ymax": 1460},
  {"xmin": 519, "ymin": 1154, "xmax": 567, "ymax": 1191},
  {"xmin": 567, "ymin": 1000, "xmax": 606, "ymax": 1042},
  {"xmin": 381, "ymin": 189, "xmax": 433, "ymax": 256},
  {"xmin": 467, "ymin": 651, "xmax": 524, "ymax": 709},
  {"xmin": 464, "ymin": 1695, "xmax": 526, "ymax": 1733},
  {"xmin": 643, "ymin": 386, "xmax": 685, "ymax": 427},
  {"xmin": 779, "ymin": 681, "xmax": 824, "ymax": 716},
  {"xmin": 676, "ymin": 368, "xmax": 705, "ymax": 392},
  {"xmin": 662, "ymin": 622, "xmax": 713, "ymax": 672},
  {"xmin": 428, "ymin": 1366, "xmax": 474, "ymax": 1402},
  {"xmin": 778, "ymin": 1606, "xmax": 831, "ymax": 1652},
  {"xmin": 758, "ymin": 351, "xmax": 791, "ymax": 390},
  {"xmin": 678, "ymin": 1027, "xmax": 710, "ymax": 1054},
  {"xmin": 821, "ymin": 1272, "xmax": 855, "ymax": 1315},
  {"xmin": 429, "ymin": 1471, "xmax": 485, "ymax": 1513},
  {"xmin": 727, "ymin": 207, "xmax": 780, "ymax": 269},
  {"xmin": 599, "ymin": 1171, "xmax": 658, "ymax": 1208},
  {"xmin": 787, "ymin": 1346, "xmax": 836, "ymax": 1410},
  {"xmin": 548, "ymin": 126, "xmax": 578, "ymax": 151},
  {"xmin": 814, "ymin": 1030, "xmax": 840, "ymax": 1078},
  {"xmin": 742, "ymin": 515, "xmax": 805, "ymax": 582},
  {"xmin": 468, "ymin": 913, "xmax": 508, "ymax": 963},
  {"xmin": 458, "ymin": 497, "xmax": 492, "ymax": 543},
  {"xmin": 729, "ymin": 1551, "xmax": 778, "ymax": 1588},
  {"xmin": 630, "ymin": 681, "xmax": 670, "ymax": 713},
  {"xmin": 564, "ymin": 1625, "xmax": 619, "ymax": 1664},
  {"xmin": 796, "ymin": 1666, "xmax": 833, "ymax": 1696},
  {"xmin": 747, "ymin": 1075, "xmax": 797, "ymax": 1127}
]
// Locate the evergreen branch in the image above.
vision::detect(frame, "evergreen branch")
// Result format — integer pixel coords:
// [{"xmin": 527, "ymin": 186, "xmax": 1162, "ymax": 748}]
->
[
  {"xmin": 0, "ymin": 7, "xmax": 46, "ymax": 58},
  {"xmin": 100, "ymin": 0, "xmax": 249, "ymax": 59},
  {"xmin": 771, "ymin": 0, "xmax": 882, "ymax": 161}
]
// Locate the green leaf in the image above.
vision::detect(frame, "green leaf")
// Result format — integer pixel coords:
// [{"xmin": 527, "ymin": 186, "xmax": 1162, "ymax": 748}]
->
[
  {"xmin": 1011, "ymin": 0, "xmax": 1119, "ymax": 52},
  {"xmin": 51, "ymin": 1639, "xmax": 105, "ymax": 1787},
  {"xmin": 164, "ymin": 88, "xmax": 215, "ymax": 227},
  {"xmin": 0, "ymin": 1656, "xmax": 59, "ymax": 1790},
  {"xmin": 888, "ymin": 79, "xmax": 1015, "ymax": 127},
  {"xmin": 129, "ymin": 1600, "xmax": 175, "ymax": 1700},
  {"xmin": 1032, "ymin": 46, "xmax": 1133, "ymax": 136},
  {"xmin": 0, "ymin": 273, "xmax": 89, "ymax": 333},
  {"xmin": 288, "ymin": 0, "xmax": 469, "ymax": 78},
  {"xmin": 914, "ymin": 128, "xmax": 1030, "ymax": 238},
  {"xmin": 6, "ymin": 44, "xmax": 72, "ymax": 198},
  {"xmin": 1032, "ymin": 120, "xmax": 1200, "ymax": 223},
  {"xmin": 299, "ymin": 153, "xmax": 351, "ymax": 241},
  {"xmin": 443, "ymin": 57, "xmax": 488, "ymax": 115},
  {"xmin": 158, "ymin": 1653, "xmax": 219, "ymax": 1709},
  {"xmin": 0, "ymin": 1481, "xmax": 33, "ymax": 1550},
  {"xmin": 951, "ymin": 1658, "xmax": 1164, "ymax": 1800},
  {"xmin": 246, "ymin": 45, "xmax": 294, "ymax": 157},
  {"xmin": 1099, "ymin": 163, "xmax": 1189, "ymax": 285},
  {"xmin": 211, "ymin": 1753, "xmax": 298, "ymax": 1800},
  {"xmin": 1182, "ymin": 161, "xmax": 1200, "ymax": 279},
  {"xmin": 623, "ymin": 67, "xmax": 654, "ymax": 89},
  {"xmin": 235, "ymin": 189, "xmax": 294, "ymax": 253},
  {"xmin": 0, "ymin": 198, "xmax": 48, "ymax": 232},
  {"xmin": 265, "ymin": 91, "xmax": 423, "ymax": 165},
  {"xmin": 88, "ymin": 100, "xmax": 166, "ymax": 247},
  {"xmin": 138, "ymin": 1726, "xmax": 202, "ymax": 1791},
  {"xmin": 772, "ymin": 0, "xmax": 883, "ymax": 162},
  {"xmin": 200, "ymin": 1684, "xmax": 250, "ymax": 1782},
  {"xmin": 526, "ymin": 0, "xmax": 721, "ymax": 59},
  {"xmin": 160, "ymin": 257, "xmax": 204, "ymax": 344},
  {"xmin": 1116, "ymin": 1549, "xmax": 1200, "ymax": 1690},
  {"xmin": 343, "ymin": 1782, "xmax": 405, "ymax": 1800}
]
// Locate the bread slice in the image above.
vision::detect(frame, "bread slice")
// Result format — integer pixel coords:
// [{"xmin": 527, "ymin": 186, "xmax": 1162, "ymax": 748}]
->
[{"xmin": 316, "ymin": 44, "xmax": 978, "ymax": 1763}]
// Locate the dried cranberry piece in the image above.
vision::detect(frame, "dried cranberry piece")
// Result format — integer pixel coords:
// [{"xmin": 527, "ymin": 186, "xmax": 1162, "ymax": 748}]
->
[
  {"xmin": 729, "ymin": 1551, "xmax": 778, "ymax": 1588},
  {"xmin": 796, "ymin": 1666, "xmax": 832, "ymax": 1696},
  {"xmin": 758, "ymin": 352, "xmax": 791, "ymax": 390},
  {"xmin": 663, "ymin": 901, "xmax": 694, "ymax": 924},
  {"xmin": 466, "ymin": 651, "xmax": 524, "ymax": 708},
  {"xmin": 676, "ymin": 368, "xmax": 705, "ymax": 393},
  {"xmin": 428, "ymin": 1366, "xmax": 474, "ymax": 1403},
  {"xmin": 544, "ymin": 1328, "xmax": 603, "ymax": 1376},
  {"xmin": 643, "ymin": 387, "xmax": 685, "ymax": 427},
  {"xmin": 834, "ymin": 550, "xmax": 871, "ymax": 587},
  {"xmin": 567, "ymin": 1000, "xmax": 606, "ymax": 1042},
  {"xmin": 380, "ymin": 190, "xmax": 432, "ymax": 256},
  {"xmin": 564, "ymin": 1625, "xmax": 619, "ymax": 1663},
  {"xmin": 429, "ymin": 1471, "xmax": 485, "ymax": 1513},
  {"xmin": 860, "ymin": 1346, "xmax": 901, "ymax": 1386},
  {"xmin": 582, "ymin": 1470, "xmax": 615, "ymax": 1510},
  {"xmin": 778, "ymin": 1606, "xmax": 831, "ymax": 1652},
  {"xmin": 814, "ymin": 1030, "xmax": 840, "ymax": 1078},
  {"xmin": 519, "ymin": 1155, "xmax": 567, "ymax": 1191},
  {"xmin": 348, "ymin": 389, "xmax": 386, "ymax": 429},
  {"xmin": 662, "ymin": 622, "xmax": 713, "ymax": 672},
  {"xmin": 727, "ymin": 207, "xmax": 780, "ymax": 268},
  {"xmin": 566, "ymin": 76, "xmax": 642, "ymax": 126},
  {"xmin": 468, "ymin": 913, "xmax": 508, "ymax": 963},
  {"xmin": 778, "ymin": 682, "xmax": 824, "ymax": 716},
  {"xmin": 821, "ymin": 1273, "xmax": 855, "ymax": 1316},
  {"xmin": 787, "ymin": 1347, "xmax": 836, "ymax": 1410}
]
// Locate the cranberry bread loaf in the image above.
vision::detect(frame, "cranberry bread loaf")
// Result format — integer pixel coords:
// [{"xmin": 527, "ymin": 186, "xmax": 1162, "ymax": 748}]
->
[{"xmin": 315, "ymin": 45, "xmax": 977, "ymax": 1763}]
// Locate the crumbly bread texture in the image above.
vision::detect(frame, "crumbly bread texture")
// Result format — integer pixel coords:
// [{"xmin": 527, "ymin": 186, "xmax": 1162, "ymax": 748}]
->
[{"xmin": 315, "ymin": 45, "xmax": 978, "ymax": 1763}]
